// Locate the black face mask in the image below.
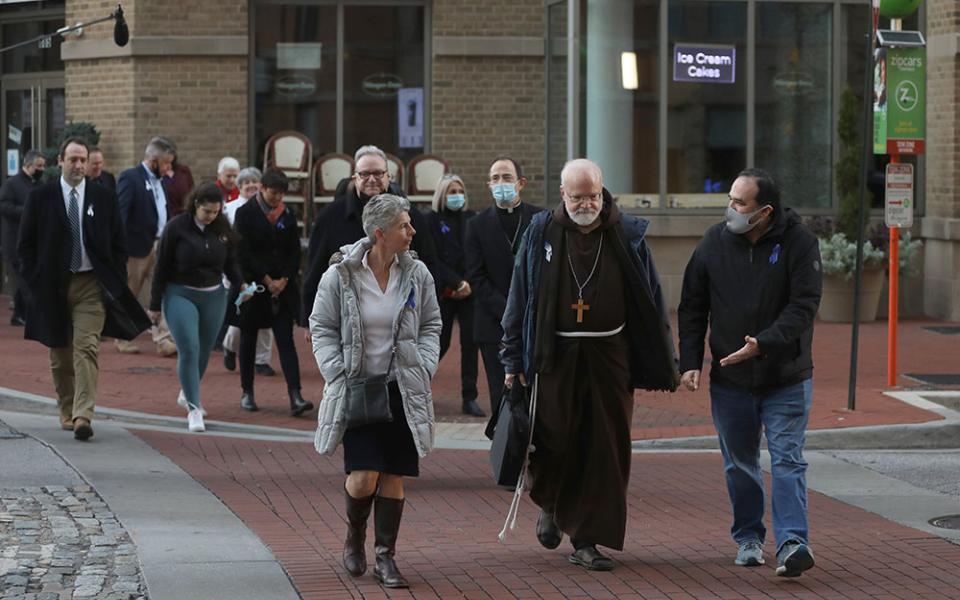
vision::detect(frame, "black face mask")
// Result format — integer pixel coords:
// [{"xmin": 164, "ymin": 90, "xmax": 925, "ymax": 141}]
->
[{"xmin": 32, "ymin": 170, "xmax": 44, "ymax": 182}]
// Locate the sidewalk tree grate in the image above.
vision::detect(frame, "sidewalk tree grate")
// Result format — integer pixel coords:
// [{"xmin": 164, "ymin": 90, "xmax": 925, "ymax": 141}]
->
[
  {"xmin": 125, "ymin": 366, "xmax": 173, "ymax": 374},
  {"xmin": 904, "ymin": 373, "xmax": 960, "ymax": 386},
  {"xmin": 922, "ymin": 326, "xmax": 960, "ymax": 335},
  {"xmin": 929, "ymin": 515, "xmax": 960, "ymax": 530}
]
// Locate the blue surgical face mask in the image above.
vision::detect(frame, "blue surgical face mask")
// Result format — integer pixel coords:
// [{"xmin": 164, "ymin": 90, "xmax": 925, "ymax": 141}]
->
[
  {"xmin": 491, "ymin": 183, "xmax": 517, "ymax": 207},
  {"xmin": 445, "ymin": 193, "xmax": 466, "ymax": 211}
]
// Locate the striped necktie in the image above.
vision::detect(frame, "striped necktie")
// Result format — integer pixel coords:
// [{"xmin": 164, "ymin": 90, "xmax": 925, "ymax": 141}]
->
[{"xmin": 69, "ymin": 188, "xmax": 82, "ymax": 272}]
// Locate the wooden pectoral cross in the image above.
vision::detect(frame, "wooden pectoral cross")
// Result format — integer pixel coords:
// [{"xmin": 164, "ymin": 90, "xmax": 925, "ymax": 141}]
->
[{"xmin": 571, "ymin": 297, "xmax": 590, "ymax": 324}]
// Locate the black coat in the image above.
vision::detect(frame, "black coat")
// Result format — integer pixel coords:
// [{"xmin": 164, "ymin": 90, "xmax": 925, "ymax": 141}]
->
[
  {"xmin": 464, "ymin": 203, "xmax": 543, "ymax": 344},
  {"xmin": 233, "ymin": 197, "xmax": 302, "ymax": 328},
  {"xmin": 89, "ymin": 171, "xmax": 117, "ymax": 193},
  {"xmin": 301, "ymin": 177, "xmax": 438, "ymax": 322},
  {"xmin": 117, "ymin": 164, "xmax": 162, "ymax": 258},
  {"xmin": 17, "ymin": 180, "xmax": 150, "ymax": 347},
  {"xmin": 427, "ymin": 208, "xmax": 476, "ymax": 294},
  {"xmin": 0, "ymin": 171, "xmax": 36, "ymax": 264},
  {"xmin": 678, "ymin": 207, "xmax": 822, "ymax": 392}
]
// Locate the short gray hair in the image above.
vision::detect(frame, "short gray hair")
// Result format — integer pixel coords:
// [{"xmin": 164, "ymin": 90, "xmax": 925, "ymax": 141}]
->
[
  {"xmin": 362, "ymin": 194, "xmax": 410, "ymax": 242},
  {"xmin": 23, "ymin": 149, "xmax": 43, "ymax": 164},
  {"xmin": 237, "ymin": 167, "xmax": 262, "ymax": 186},
  {"xmin": 354, "ymin": 145, "xmax": 387, "ymax": 167},
  {"xmin": 144, "ymin": 136, "xmax": 175, "ymax": 161},
  {"xmin": 560, "ymin": 158, "xmax": 603, "ymax": 188},
  {"xmin": 218, "ymin": 156, "xmax": 240, "ymax": 174}
]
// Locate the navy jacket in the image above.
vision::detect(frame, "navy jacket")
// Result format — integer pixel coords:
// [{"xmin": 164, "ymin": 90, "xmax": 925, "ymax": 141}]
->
[
  {"xmin": 500, "ymin": 196, "xmax": 678, "ymax": 392},
  {"xmin": 677, "ymin": 207, "xmax": 822, "ymax": 392},
  {"xmin": 117, "ymin": 164, "xmax": 162, "ymax": 258},
  {"xmin": 427, "ymin": 208, "xmax": 476, "ymax": 294}
]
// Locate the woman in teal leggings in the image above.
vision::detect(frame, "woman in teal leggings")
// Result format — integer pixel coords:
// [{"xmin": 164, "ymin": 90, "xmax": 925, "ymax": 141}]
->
[{"xmin": 150, "ymin": 182, "xmax": 246, "ymax": 432}]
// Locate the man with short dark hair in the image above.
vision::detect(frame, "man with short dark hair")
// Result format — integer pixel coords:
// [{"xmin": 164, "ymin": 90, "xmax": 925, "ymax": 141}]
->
[
  {"xmin": 18, "ymin": 137, "xmax": 149, "ymax": 439},
  {"xmin": 116, "ymin": 136, "xmax": 178, "ymax": 355},
  {"xmin": 0, "ymin": 149, "xmax": 45, "ymax": 325},
  {"xmin": 465, "ymin": 156, "xmax": 543, "ymax": 432},
  {"xmin": 301, "ymin": 145, "xmax": 437, "ymax": 323},
  {"xmin": 678, "ymin": 167, "xmax": 822, "ymax": 577},
  {"xmin": 86, "ymin": 146, "xmax": 116, "ymax": 192}
]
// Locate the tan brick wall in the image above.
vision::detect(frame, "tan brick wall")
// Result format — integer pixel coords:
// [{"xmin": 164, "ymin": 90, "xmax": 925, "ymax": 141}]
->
[
  {"xmin": 434, "ymin": 0, "xmax": 543, "ymax": 38},
  {"xmin": 64, "ymin": 0, "xmax": 247, "ymax": 180}
]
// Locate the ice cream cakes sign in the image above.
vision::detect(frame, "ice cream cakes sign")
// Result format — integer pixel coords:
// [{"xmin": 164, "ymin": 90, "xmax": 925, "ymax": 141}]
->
[{"xmin": 673, "ymin": 44, "xmax": 736, "ymax": 84}]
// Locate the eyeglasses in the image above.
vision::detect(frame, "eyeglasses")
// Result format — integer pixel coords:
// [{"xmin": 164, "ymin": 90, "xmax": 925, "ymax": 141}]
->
[
  {"xmin": 356, "ymin": 170, "xmax": 387, "ymax": 180},
  {"xmin": 566, "ymin": 192, "xmax": 602, "ymax": 204}
]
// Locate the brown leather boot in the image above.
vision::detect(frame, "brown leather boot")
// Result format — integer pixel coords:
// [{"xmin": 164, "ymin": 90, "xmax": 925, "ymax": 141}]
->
[
  {"xmin": 343, "ymin": 489, "xmax": 374, "ymax": 576},
  {"xmin": 373, "ymin": 496, "xmax": 408, "ymax": 588}
]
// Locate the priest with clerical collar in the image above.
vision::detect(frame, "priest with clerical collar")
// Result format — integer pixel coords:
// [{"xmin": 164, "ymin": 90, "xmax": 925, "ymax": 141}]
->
[{"xmin": 500, "ymin": 158, "xmax": 678, "ymax": 571}]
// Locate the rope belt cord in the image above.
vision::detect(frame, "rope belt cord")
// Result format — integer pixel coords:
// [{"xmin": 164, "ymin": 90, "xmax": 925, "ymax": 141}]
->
[
  {"xmin": 555, "ymin": 323, "xmax": 625, "ymax": 338},
  {"xmin": 498, "ymin": 373, "xmax": 538, "ymax": 543}
]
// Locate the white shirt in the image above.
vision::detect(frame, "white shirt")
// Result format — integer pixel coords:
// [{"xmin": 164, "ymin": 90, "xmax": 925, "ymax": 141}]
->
[
  {"xmin": 224, "ymin": 196, "xmax": 249, "ymax": 226},
  {"xmin": 141, "ymin": 161, "xmax": 168, "ymax": 237},
  {"xmin": 60, "ymin": 177, "xmax": 93, "ymax": 272},
  {"xmin": 356, "ymin": 250, "xmax": 403, "ymax": 378}
]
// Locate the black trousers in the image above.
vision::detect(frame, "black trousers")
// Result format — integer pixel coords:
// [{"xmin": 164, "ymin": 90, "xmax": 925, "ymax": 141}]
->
[
  {"xmin": 239, "ymin": 301, "xmax": 300, "ymax": 393},
  {"xmin": 439, "ymin": 297, "xmax": 479, "ymax": 402},
  {"xmin": 479, "ymin": 343, "xmax": 505, "ymax": 416},
  {"xmin": 5, "ymin": 261, "xmax": 24, "ymax": 320}
]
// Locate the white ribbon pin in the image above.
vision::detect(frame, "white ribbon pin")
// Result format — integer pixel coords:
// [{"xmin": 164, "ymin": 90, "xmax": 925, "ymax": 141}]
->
[
  {"xmin": 544, "ymin": 241, "xmax": 552, "ymax": 263},
  {"xmin": 87, "ymin": 204, "xmax": 94, "ymax": 217}
]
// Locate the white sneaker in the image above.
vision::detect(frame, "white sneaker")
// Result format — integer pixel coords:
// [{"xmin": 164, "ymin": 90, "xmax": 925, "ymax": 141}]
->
[
  {"xmin": 187, "ymin": 408, "xmax": 205, "ymax": 433},
  {"xmin": 177, "ymin": 390, "xmax": 207, "ymax": 417}
]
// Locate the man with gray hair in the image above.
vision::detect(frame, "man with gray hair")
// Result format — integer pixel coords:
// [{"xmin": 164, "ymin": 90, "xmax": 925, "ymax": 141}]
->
[
  {"xmin": 216, "ymin": 156, "xmax": 240, "ymax": 202},
  {"xmin": 0, "ymin": 148, "xmax": 45, "ymax": 325},
  {"xmin": 115, "ymin": 136, "xmax": 178, "ymax": 355},
  {"xmin": 301, "ymin": 144, "xmax": 437, "ymax": 323},
  {"xmin": 501, "ymin": 159, "xmax": 678, "ymax": 571}
]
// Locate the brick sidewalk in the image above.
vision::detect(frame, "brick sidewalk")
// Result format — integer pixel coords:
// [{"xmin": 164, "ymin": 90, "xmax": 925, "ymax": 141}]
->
[
  {"xmin": 136, "ymin": 430, "xmax": 960, "ymax": 599},
  {"xmin": 0, "ymin": 296, "xmax": 955, "ymax": 438}
]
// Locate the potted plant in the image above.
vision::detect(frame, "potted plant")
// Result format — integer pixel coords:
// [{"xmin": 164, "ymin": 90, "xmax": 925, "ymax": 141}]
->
[{"xmin": 815, "ymin": 87, "xmax": 922, "ymax": 322}]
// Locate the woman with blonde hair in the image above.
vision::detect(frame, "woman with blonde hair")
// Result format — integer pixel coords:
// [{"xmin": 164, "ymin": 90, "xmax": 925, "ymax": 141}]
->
[{"xmin": 427, "ymin": 174, "xmax": 483, "ymax": 416}]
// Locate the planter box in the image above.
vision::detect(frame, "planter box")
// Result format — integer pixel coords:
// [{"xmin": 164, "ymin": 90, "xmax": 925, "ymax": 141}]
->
[{"xmin": 818, "ymin": 268, "xmax": 885, "ymax": 322}]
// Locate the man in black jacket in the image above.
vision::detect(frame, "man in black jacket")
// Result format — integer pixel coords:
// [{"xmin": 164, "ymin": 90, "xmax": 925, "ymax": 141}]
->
[
  {"xmin": 678, "ymin": 168, "xmax": 822, "ymax": 578},
  {"xmin": 301, "ymin": 145, "xmax": 436, "ymax": 323},
  {"xmin": 0, "ymin": 148, "xmax": 45, "ymax": 325}
]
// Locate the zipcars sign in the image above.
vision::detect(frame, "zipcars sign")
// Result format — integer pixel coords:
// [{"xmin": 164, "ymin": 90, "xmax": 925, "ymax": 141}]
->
[{"xmin": 673, "ymin": 44, "xmax": 736, "ymax": 84}]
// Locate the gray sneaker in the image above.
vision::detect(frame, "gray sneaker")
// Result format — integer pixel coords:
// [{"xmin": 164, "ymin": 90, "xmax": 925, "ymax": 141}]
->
[
  {"xmin": 734, "ymin": 541, "xmax": 765, "ymax": 566},
  {"xmin": 775, "ymin": 541, "xmax": 815, "ymax": 577}
]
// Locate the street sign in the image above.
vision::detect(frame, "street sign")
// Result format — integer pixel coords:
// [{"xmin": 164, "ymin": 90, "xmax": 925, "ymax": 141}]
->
[{"xmin": 885, "ymin": 163, "xmax": 914, "ymax": 228}]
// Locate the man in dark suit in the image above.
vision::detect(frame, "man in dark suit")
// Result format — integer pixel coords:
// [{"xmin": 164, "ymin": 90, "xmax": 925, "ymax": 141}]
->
[
  {"xmin": 115, "ymin": 136, "xmax": 177, "ymax": 356},
  {"xmin": 301, "ymin": 145, "xmax": 437, "ymax": 323},
  {"xmin": 17, "ymin": 137, "xmax": 150, "ymax": 440},
  {"xmin": 86, "ymin": 146, "xmax": 116, "ymax": 192},
  {"xmin": 0, "ymin": 149, "xmax": 45, "ymax": 325},
  {"xmin": 464, "ymin": 156, "xmax": 543, "ymax": 435}
]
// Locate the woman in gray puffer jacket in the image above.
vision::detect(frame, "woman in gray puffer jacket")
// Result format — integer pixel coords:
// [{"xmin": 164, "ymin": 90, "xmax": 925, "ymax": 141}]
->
[{"xmin": 309, "ymin": 194, "xmax": 441, "ymax": 589}]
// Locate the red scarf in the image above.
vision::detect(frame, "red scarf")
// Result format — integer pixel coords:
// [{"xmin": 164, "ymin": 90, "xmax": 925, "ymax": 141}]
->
[{"xmin": 257, "ymin": 194, "xmax": 286, "ymax": 226}]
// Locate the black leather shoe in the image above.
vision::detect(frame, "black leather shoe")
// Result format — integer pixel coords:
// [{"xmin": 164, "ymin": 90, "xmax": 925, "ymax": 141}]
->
[
  {"xmin": 10, "ymin": 316, "xmax": 25, "ymax": 326},
  {"xmin": 568, "ymin": 545, "xmax": 614, "ymax": 571},
  {"xmin": 536, "ymin": 509, "xmax": 562, "ymax": 549},
  {"xmin": 289, "ymin": 390, "xmax": 314, "ymax": 416},
  {"xmin": 255, "ymin": 363, "xmax": 276, "ymax": 376},
  {"xmin": 223, "ymin": 350, "xmax": 236, "ymax": 371},
  {"xmin": 240, "ymin": 391, "xmax": 258, "ymax": 411},
  {"xmin": 461, "ymin": 399, "xmax": 486, "ymax": 417}
]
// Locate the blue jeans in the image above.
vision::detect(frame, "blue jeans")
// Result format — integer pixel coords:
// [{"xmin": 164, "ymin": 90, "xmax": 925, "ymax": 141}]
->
[
  {"xmin": 710, "ymin": 379, "xmax": 812, "ymax": 553},
  {"xmin": 163, "ymin": 284, "xmax": 228, "ymax": 410}
]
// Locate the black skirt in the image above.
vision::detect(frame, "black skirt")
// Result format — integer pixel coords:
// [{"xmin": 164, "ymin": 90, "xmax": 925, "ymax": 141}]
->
[{"xmin": 342, "ymin": 381, "xmax": 420, "ymax": 476}]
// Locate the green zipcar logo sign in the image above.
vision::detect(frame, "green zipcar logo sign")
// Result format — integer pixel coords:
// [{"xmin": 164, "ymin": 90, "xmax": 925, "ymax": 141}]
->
[{"xmin": 896, "ymin": 80, "xmax": 918, "ymax": 111}]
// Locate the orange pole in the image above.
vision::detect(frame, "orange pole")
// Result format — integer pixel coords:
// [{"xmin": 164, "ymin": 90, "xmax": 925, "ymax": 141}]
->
[{"xmin": 887, "ymin": 155, "xmax": 900, "ymax": 387}]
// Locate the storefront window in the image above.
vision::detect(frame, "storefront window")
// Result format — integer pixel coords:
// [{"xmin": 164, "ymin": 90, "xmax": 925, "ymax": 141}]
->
[
  {"xmin": 755, "ymin": 3, "xmax": 832, "ymax": 209},
  {"xmin": 1, "ymin": 19, "xmax": 64, "ymax": 74},
  {"xmin": 667, "ymin": 1, "xmax": 746, "ymax": 208}
]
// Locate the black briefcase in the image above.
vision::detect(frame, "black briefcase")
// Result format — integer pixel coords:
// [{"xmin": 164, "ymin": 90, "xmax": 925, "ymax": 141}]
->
[{"xmin": 489, "ymin": 383, "xmax": 531, "ymax": 487}]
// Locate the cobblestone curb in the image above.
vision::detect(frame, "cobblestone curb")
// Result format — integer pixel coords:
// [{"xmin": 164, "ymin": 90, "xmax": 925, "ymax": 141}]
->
[{"xmin": 0, "ymin": 485, "xmax": 147, "ymax": 600}]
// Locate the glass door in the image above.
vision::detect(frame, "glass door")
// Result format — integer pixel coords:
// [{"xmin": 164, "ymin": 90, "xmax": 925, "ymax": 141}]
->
[{"xmin": 1, "ymin": 77, "xmax": 64, "ymax": 181}]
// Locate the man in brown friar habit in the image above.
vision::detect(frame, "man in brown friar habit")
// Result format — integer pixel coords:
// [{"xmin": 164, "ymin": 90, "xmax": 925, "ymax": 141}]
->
[{"xmin": 500, "ymin": 159, "xmax": 678, "ymax": 570}]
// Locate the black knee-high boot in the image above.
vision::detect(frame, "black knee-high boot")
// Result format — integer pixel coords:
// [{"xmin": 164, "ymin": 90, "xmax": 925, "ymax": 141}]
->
[
  {"xmin": 373, "ymin": 496, "xmax": 408, "ymax": 588},
  {"xmin": 343, "ymin": 489, "xmax": 374, "ymax": 576}
]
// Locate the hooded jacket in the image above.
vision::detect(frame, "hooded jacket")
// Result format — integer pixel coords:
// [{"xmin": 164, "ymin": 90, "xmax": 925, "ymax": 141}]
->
[
  {"xmin": 678, "ymin": 207, "xmax": 822, "ymax": 392},
  {"xmin": 310, "ymin": 239, "xmax": 442, "ymax": 457}
]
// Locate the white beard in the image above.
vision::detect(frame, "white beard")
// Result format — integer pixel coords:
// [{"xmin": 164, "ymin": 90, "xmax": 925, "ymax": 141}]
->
[{"xmin": 569, "ymin": 208, "xmax": 600, "ymax": 226}]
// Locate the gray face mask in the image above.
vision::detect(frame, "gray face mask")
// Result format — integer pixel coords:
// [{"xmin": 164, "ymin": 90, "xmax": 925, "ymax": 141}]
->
[{"xmin": 725, "ymin": 205, "xmax": 769, "ymax": 234}]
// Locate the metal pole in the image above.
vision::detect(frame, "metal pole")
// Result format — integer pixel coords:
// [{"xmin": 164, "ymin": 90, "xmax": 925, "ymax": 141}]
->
[
  {"xmin": 847, "ymin": 2, "xmax": 878, "ymax": 411},
  {"xmin": 0, "ymin": 14, "xmax": 115, "ymax": 55}
]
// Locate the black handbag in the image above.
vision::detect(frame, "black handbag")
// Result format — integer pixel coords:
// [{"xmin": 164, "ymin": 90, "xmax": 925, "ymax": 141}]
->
[
  {"xmin": 489, "ymin": 382, "xmax": 531, "ymax": 486},
  {"xmin": 342, "ymin": 311, "xmax": 403, "ymax": 429}
]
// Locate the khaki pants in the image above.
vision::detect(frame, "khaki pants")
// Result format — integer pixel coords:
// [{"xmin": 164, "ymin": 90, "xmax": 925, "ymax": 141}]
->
[
  {"xmin": 50, "ymin": 272, "xmax": 106, "ymax": 422},
  {"xmin": 119, "ymin": 243, "xmax": 173, "ymax": 348}
]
